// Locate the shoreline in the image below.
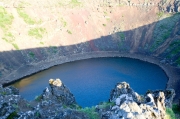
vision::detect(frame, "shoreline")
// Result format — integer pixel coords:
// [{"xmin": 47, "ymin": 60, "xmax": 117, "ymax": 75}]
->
[{"xmin": 1, "ymin": 51, "xmax": 180, "ymax": 102}]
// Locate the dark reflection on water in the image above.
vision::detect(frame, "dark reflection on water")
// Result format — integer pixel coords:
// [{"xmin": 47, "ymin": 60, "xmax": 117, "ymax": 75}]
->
[{"xmin": 12, "ymin": 57, "xmax": 168, "ymax": 107}]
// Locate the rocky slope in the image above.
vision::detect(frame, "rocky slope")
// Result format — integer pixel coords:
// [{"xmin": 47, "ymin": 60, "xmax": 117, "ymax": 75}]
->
[{"xmin": 0, "ymin": 0, "xmax": 180, "ymax": 100}]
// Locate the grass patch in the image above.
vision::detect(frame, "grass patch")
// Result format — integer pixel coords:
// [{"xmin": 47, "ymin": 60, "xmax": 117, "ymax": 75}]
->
[
  {"xmin": 150, "ymin": 13, "xmax": 180, "ymax": 52},
  {"xmin": 70, "ymin": 0, "xmax": 82, "ymax": 7},
  {"xmin": 165, "ymin": 39, "xmax": 180, "ymax": 61},
  {"xmin": 58, "ymin": 0, "xmax": 82, "ymax": 8},
  {"xmin": 60, "ymin": 18, "xmax": 67, "ymax": 27},
  {"xmin": 67, "ymin": 30, "xmax": 72, "ymax": 34},
  {"xmin": 12, "ymin": 43, "xmax": 19, "ymax": 50},
  {"xmin": 106, "ymin": 18, "xmax": 110, "ymax": 21},
  {"xmin": 78, "ymin": 107, "xmax": 99, "ymax": 119},
  {"xmin": 17, "ymin": 7, "xmax": 36, "ymax": 25},
  {"xmin": 165, "ymin": 108, "xmax": 176, "ymax": 119},
  {"xmin": 0, "ymin": 6, "xmax": 14, "ymax": 32},
  {"xmin": 28, "ymin": 27, "xmax": 46, "ymax": 39},
  {"xmin": 119, "ymin": 32, "xmax": 125, "ymax": 41},
  {"xmin": 50, "ymin": 46, "xmax": 58, "ymax": 53},
  {"xmin": 29, "ymin": 51, "xmax": 35, "ymax": 58},
  {"xmin": 40, "ymin": 42, "xmax": 44, "ymax": 45},
  {"xmin": 17, "ymin": 2, "xmax": 41, "ymax": 25},
  {"xmin": 2, "ymin": 32, "xmax": 15, "ymax": 43},
  {"xmin": 157, "ymin": 12, "xmax": 164, "ymax": 18},
  {"xmin": 2, "ymin": 32, "xmax": 19, "ymax": 50},
  {"xmin": 98, "ymin": 102, "xmax": 115, "ymax": 109},
  {"xmin": 102, "ymin": 24, "xmax": 106, "ymax": 26}
]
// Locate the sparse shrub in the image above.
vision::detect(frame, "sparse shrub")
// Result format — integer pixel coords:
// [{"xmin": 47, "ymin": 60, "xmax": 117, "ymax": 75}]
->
[
  {"xmin": 29, "ymin": 51, "xmax": 35, "ymax": 58},
  {"xmin": 28, "ymin": 27, "xmax": 46, "ymax": 39},
  {"xmin": 67, "ymin": 30, "xmax": 72, "ymax": 34}
]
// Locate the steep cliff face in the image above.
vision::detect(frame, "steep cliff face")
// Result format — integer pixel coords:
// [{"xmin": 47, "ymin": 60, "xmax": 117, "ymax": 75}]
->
[{"xmin": 0, "ymin": 0, "xmax": 180, "ymax": 84}]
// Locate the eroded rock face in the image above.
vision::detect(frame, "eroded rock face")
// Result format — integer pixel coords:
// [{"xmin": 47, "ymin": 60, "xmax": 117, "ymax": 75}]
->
[
  {"xmin": 42, "ymin": 78, "xmax": 76, "ymax": 105},
  {"xmin": 0, "ymin": 79, "xmax": 87, "ymax": 119},
  {"xmin": 100, "ymin": 82, "xmax": 175, "ymax": 119}
]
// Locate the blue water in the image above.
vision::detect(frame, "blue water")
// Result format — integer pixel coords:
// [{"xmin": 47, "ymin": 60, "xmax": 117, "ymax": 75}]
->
[{"xmin": 12, "ymin": 57, "xmax": 168, "ymax": 107}]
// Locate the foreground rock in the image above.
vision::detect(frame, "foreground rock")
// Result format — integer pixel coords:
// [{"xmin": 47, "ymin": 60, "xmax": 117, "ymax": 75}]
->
[
  {"xmin": 0, "ymin": 79, "xmax": 88, "ymax": 119},
  {"xmin": 0, "ymin": 80, "xmax": 175, "ymax": 119},
  {"xmin": 97, "ymin": 82, "xmax": 175, "ymax": 119}
]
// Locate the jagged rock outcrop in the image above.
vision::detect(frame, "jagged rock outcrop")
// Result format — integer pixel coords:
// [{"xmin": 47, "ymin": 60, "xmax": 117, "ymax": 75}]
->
[
  {"xmin": 0, "ymin": 79, "xmax": 88, "ymax": 119},
  {"xmin": 42, "ymin": 78, "xmax": 76, "ymax": 105},
  {"xmin": 99, "ymin": 82, "xmax": 175, "ymax": 119}
]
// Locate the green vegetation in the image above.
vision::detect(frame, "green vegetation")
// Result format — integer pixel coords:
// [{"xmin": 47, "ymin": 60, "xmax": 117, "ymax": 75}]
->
[
  {"xmin": 2, "ymin": 32, "xmax": 19, "ymax": 50},
  {"xmin": 60, "ymin": 18, "xmax": 67, "ymax": 27},
  {"xmin": 58, "ymin": 0, "xmax": 82, "ymax": 8},
  {"xmin": 67, "ymin": 30, "xmax": 72, "ymax": 34},
  {"xmin": 0, "ymin": 6, "xmax": 14, "ymax": 32},
  {"xmin": 78, "ymin": 107, "xmax": 99, "ymax": 119},
  {"xmin": 28, "ymin": 27, "xmax": 46, "ymax": 39},
  {"xmin": 150, "ymin": 13, "xmax": 180, "ymax": 52},
  {"xmin": 172, "ymin": 104, "xmax": 180, "ymax": 114},
  {"xmin": 17, "ymin": 7, "xmax": 36, "ymax": 25},
  {"xmin": 49, "ymin": 46, "xmax": 58, "ymax": 53},
  {"xmin": 98, "ymin": 102, "xmax": 115, "ymax": 109},
  {"xmin": 77, "ymin": 102, "xmax": 114, "ymax": 119},
  {"xmin": 52, "ymin": 46, "xmax": 58, "ymax": 53},
  {"xmin": 17, "ymin": 2, "xmax": 41, "ymax": 25},
  {"xmin": 12, "ymin": 43, "xmax": 19, "ymax": 50},
  {"xmin": 0, "ymin": 91, "xmax": 6, "ymax": 95},
  {"xmin": 118, "ymin": 32, "xmax": 125, "ymax": 48},
  {"xmin": 165, "ymin": 108, "xmax": 176, "ymax": 119},
  {"xmin": 102, "ymin": 24, "xmax": 106, "ymax": 26},
  {"xmin": 40, "ymin": 42, "xmax": 44, "ymax": 45},
  {"xmin": 7, "ymin": 111, "xmax": 18, "ymax": 119},
  {"xmin": 164, "ymin": 39, "xmax": 180, "ymax": 66},
  {"xmin": 157, "ymin": 12, "xmax": 164, "ymax": 18},
  {"xmin": 104, "ymin": 11, "xmax": 108, "ymax": 15},
  {"xmin": 119, "ymin": 32, "xmax": 125, "ymax": 41},
  {"xmin": 106, "ymin": 18, "xmax": 110, "ymax": 21},
  {"xmin": 29, "ymin": 51, "xmax": 35, "ymax": 58},
  {"xmin": 2, "ymin": 32, "xmax": 15, "ymax": 43},
  {"xmin": 70, "ymin": 0, "xmax": 82, "ymax": 7},
  {"xmin": 34, "ymin": 95, "xmax": 42, "ymax": 101}
]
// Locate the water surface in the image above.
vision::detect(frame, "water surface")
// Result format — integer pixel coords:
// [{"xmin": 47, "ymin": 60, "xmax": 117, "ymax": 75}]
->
[{"xmin": 12, "ymin": 57, "xmax": 168, "ymax": 107}]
